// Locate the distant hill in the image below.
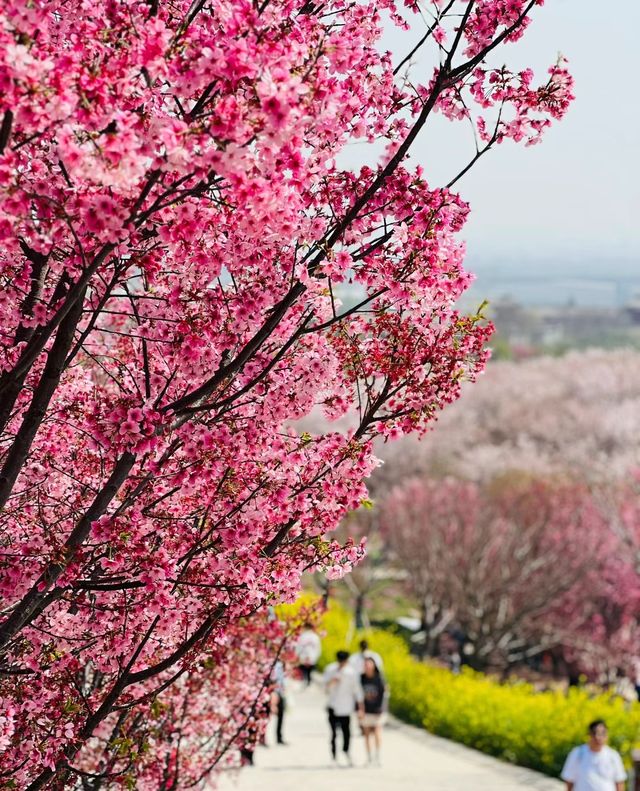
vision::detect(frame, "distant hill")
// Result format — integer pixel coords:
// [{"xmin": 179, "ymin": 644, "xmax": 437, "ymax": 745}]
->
[{"xmin": 463, "ymin": 255, "xmax": 640, "ymax": 308}]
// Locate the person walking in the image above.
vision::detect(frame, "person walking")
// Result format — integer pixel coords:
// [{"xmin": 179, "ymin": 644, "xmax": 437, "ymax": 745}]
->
[
  {"xmin": 348, "ymin": 638, "xmax": 384, "ymax": 676},
  {"xmin": 360, "ymin": 656, "xmax": 387, "ymax": 766},
  {"xmin": 294, "ymin": 622, "xmax": 321, "ymax": 687},
  {"xmin": 633, "ymin": 657, "xmax": 640, "ymax": 702},
  {"xmin": 323, "ymin": 650, "xmax": 364, "ymax": 766},
  {"xmin": 271, "ymin": 659, "xmax": 287, "ymax": 745},
  {"xmin": 561, "ymin": 720, "xmax": 626, "ymax": 791}
]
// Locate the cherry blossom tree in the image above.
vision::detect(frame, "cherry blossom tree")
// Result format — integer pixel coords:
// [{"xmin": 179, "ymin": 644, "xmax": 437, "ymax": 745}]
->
[
  {"xmin": 380, "ymin": 476, "xmax": 640, "ymax": 672},
  {"xmin": 0, "ymin": 0, "xmax": 573, "ymax": 785},
  {"xmin": 58, "ymin": 614, "xmax": 290, "ymax": 789}
]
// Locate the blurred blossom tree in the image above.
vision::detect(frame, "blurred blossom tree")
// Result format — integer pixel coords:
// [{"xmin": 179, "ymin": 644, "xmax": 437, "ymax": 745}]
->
[
  {"xmin": 331, "ymin": 506, "xmax": 396, "ymax": 628},
  {"xmin": 0, "ymin": 0, "xmax": 573, "ymax": 784},
  {"xmin": 380, "ymin": 477, "xmax": 640, "ymax": 673},
  {"xmin": 378, "ymin": 350, "xmax": 640, "ymax": 488}
]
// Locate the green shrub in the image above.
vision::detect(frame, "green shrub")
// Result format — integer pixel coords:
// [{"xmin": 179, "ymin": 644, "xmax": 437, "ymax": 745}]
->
[{"xmin": 318, "ymin": 601, "xmax": 640, "ymax": 778}]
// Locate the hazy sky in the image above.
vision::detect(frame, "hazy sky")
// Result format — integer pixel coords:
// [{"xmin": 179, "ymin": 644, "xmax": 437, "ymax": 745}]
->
[{"xmin": 379, "ymin": 0, "xmax": 640, "ymax": 265}]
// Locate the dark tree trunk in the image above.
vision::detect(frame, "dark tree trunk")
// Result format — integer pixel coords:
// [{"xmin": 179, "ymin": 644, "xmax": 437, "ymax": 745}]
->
[{"xmin": 354, "ymin": 592, "xmax": 365, "ymax": 630}]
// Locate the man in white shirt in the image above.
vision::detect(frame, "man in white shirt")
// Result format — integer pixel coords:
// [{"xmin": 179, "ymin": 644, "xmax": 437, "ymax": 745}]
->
[
  {"xmin": 323, "ymin": 650, "xmax": 364, "ymax": 765},
  {"xmin": 348, "ymin": 639, "xmax": 384, "ymax": 676},
  {"xmin": 561, "ymin": 720, "xmax": 626, "ymax": 791}
]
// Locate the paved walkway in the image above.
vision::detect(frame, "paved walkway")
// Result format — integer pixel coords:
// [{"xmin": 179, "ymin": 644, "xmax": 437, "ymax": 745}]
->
[{"xmin": 218, "ymin": 681, "xmax": 563, "ymax": 790}]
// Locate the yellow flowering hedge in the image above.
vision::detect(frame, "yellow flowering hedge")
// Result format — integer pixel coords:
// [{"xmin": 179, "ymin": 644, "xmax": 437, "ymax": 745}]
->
[{"xmin": 317, "ymin": 601, "xmax": 640, "ymax": 778}]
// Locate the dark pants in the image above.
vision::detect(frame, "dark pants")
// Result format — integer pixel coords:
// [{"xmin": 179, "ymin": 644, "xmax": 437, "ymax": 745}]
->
[
  {"xmin": 298, "ymin": 664, "xmax": 314, "ymax": 686},
  {"xmin": 239, "ymin": 747, "xmax": 254, "ymax": 766},
  {"xmin": 328, "ymin": 708, "xmax": 350, "ymax": 757},
  {"xmin": 276, "ymin": 693, "xmax": 285, "ymax": 743}
]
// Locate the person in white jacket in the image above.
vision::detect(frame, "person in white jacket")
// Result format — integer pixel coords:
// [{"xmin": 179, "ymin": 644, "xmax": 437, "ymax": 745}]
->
[
  {"xmin": 561, "ymin": 720, "xmax": 626, "ymax": 791},
  {"xmin": 294, "ymin": 623, "xmax": 321, "ymax": 686},
  {"xmin": 323, "ymin": 650, "xmax": 364, "ymax": 765}
]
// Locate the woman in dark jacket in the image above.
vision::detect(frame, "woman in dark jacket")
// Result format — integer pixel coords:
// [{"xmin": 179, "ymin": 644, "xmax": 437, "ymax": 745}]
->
[{"xmin": 359, "ymin": 657, "xmax": 387, "ymax": 765}]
